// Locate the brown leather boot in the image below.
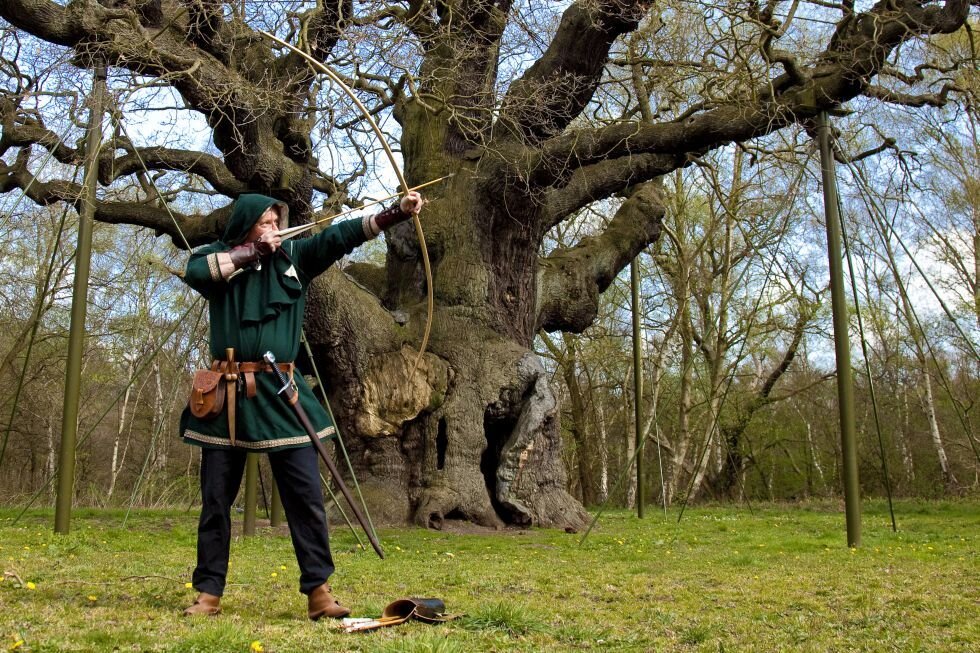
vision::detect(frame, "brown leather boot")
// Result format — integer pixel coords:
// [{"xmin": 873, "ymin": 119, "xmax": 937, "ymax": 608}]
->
[
  {"xmin": 307, "ymin": 584, "xmax": 351, "ymax": 620},
  {"xmin": 183, "ymin": 592, "xmax": 221, "ymax": 616}
]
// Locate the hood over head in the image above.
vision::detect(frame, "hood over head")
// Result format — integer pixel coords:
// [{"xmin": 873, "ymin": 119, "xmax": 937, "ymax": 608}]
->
[
  {"xmin": 222, "ymin": 194, "xmax": 290, "ymax": 245},
  {"xmin": 215, "ymin": 194, "xmax": 301, "ymax": 325}
]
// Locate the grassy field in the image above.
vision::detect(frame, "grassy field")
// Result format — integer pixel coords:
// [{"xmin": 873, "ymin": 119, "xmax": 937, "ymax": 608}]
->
[{"xmin": 0, "ymin": 500, "xmax": 976, "ymax": 652}]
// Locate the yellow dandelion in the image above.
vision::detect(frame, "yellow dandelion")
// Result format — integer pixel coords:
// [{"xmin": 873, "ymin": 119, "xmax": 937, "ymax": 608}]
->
[
  {"xmin": 280, "ymin": 565, "xmax": 287, "ymax": 571},
  {"xmin": 250, "ymin": 641, "xmax": 264, "ymax": 653},
  {"xmin": 87, "ymin": 595, "xmax": 97, "ymax": 602},
  {"xmin": 185, "ymin": 582, "xmax": 193, "ymax": 589},
  {"xmin": 270, "ymin": 572, "xmax": 278, "ymax": 578},
  {"xmin": 10, "ymin": 639, "xmax": 25, "ymax": 651},
  {"xmin": 25, "ymin": 582, "xmax": 36, "ymax": 591}
]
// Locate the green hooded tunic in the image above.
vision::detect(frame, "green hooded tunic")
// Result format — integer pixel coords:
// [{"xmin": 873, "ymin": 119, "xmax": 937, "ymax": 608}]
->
[{"xmin": 179, "ymin": 194, "xmax": 375, "ymax": 451}]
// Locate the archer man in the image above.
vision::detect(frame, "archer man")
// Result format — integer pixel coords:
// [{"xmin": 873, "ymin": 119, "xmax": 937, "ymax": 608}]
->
[{"xmin": 179, "ymin": 191, "xmax": 422, "ymax": 619}]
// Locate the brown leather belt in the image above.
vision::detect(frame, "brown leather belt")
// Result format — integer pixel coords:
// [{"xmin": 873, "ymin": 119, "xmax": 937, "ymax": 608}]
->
[{"xmin": 210, "ymin": 353, "xmax": 296, "ymax": 446}]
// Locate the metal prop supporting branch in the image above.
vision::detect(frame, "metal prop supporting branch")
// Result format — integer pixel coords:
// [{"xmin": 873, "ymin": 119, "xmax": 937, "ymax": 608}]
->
[
  {"xmin": 816, "ymin": 111, "xmax": 862, "ymax": 548},
  {"xmin": 55, "ymin": 63, "xmax": 106, "ymax": 534},
  {"xmin": 631, "ymin": 259, "xmax": 644, "ymax": 519}
]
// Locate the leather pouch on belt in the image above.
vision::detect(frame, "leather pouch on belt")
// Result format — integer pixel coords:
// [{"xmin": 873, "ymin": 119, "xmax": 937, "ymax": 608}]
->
[{"xmin": 189, "ymin": 369, "xmax": 226, "ymax": 419}]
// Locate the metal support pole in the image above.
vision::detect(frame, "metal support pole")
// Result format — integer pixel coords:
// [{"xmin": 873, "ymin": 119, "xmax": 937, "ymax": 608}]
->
[
  {"xmin": 243, "ymin": 452, "xmax": 259, "ymax": 535},
  {"xmin": 816, "ymin": 111, "xmax": 861, "ymax": 547},
  {"xmin": 55, "ymin": 64, "xmax": 106, "ymax": 534},
  {"xmin": 631, "ymin": 259, "xmax": 644, "ymax": 518}
]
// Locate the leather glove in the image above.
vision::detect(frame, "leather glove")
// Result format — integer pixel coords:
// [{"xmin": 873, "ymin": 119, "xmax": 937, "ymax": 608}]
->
[
  {"xmin": 373, "ymin": 205, "xmax": 413, "ymax": 231},
  {"xmin": 227, "ymin": 239, "xmax": 274, "ymax": 270}
]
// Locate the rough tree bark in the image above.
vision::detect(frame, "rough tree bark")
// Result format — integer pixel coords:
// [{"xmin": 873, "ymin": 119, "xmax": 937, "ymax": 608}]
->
[{"xmin": 0, "ymin": 0, "xmax": 971, "ymax": 527}]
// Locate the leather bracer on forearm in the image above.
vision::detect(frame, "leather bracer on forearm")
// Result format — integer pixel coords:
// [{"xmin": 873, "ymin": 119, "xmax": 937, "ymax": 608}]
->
[{"xmin": 373, "ymin": 205, "xmax": 413, "ymax": 232}]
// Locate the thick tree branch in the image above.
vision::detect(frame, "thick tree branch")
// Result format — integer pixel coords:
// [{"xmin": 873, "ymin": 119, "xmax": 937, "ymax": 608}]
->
[
  {"xmin": 184, "ymin": 0, "xmax": 228, "ymax": 60},
  {"xmin": 92, "ymin": 198, "xmax": 225, "ymax": 248},
  {"xmin": 0, "ymin": 161, "xmax": 221, "ymax": 247},
  {"xmin": 100, "ymin": 146, "xmax": 247, "ymax": 196},
  {"xmin": 276, "ymin": 0, "xmax": 352, "ymax": 85},
  {"xmin": 0, "ymin": 0, "xmax": 127, "ymax": 47},
  {"xmin": 541, "ymin": 151, "xmax": 681, "ymax": 229},
  {"xmin": 517, "ymin": 0, "xmax": 969, "ymax": 188},
  {"xmin": 306, "ymin": 0, "xmax": 352, "ymax": 63},
  {"xmin": 497, "ymin": 0, "xmax": 652, "ymax": 143},
  {"xmin": 863, "ymin": 82, "xmax": 962, "ymax": 107},
  {"xmin": 0, "ymin": 96, "xmax": 83, "ymax": 164},
  {"xmin": 0, "ymin": 1, "xmax": 323, "ymax": 198},
  {"xmin": 536, "ymin": 178, "xmax": 664, "ymax": 333}
]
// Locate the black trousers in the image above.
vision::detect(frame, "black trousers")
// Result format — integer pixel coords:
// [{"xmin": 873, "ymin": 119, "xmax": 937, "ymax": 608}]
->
[{"xmin": 192, "ymin": 445, "xmax": 335, "ymax": 596}]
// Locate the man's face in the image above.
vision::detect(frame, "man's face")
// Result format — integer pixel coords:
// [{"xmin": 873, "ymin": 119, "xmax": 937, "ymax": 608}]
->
[{"xmin": 247, "ymin": 206, "xmax": 280, "ymax": 242}]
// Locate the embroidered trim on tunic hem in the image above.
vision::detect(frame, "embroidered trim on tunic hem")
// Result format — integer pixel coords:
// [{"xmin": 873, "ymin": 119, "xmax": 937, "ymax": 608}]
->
[
  {"xmin": 206, "ymin": 253, "xmax": 221, "ymax": 282},
  {"xmin": 183, "ymin": 426, "xmax": 336, "ymax": 449}
]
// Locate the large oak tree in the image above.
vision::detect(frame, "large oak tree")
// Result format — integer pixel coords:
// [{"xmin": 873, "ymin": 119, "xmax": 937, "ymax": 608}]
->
[{"xmin": 0, "ymin": 0, "xmax": 972, "ymax": 528}]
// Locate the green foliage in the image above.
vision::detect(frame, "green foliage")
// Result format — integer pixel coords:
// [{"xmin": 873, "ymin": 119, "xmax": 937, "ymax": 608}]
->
[{"xmin": 0, "ymin": 502, "xmax": 976, "ymax": 652}]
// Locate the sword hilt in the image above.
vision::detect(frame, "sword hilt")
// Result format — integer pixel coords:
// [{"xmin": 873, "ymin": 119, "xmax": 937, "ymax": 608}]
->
[{"xmin": 263, "ymin": 351, "xmax": 294, "ymax": 396}]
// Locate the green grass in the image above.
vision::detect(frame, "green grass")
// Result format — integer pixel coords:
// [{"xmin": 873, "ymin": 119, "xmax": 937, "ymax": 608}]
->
[{"xmin": 0, "ymin": 500, "xmax": 977, "ymax": 652}]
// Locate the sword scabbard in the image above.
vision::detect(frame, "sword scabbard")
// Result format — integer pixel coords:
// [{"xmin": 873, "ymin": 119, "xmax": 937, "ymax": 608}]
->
[{"xmin": 263, "ymin": 351, "xmax": 384, "ymax": 560}]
